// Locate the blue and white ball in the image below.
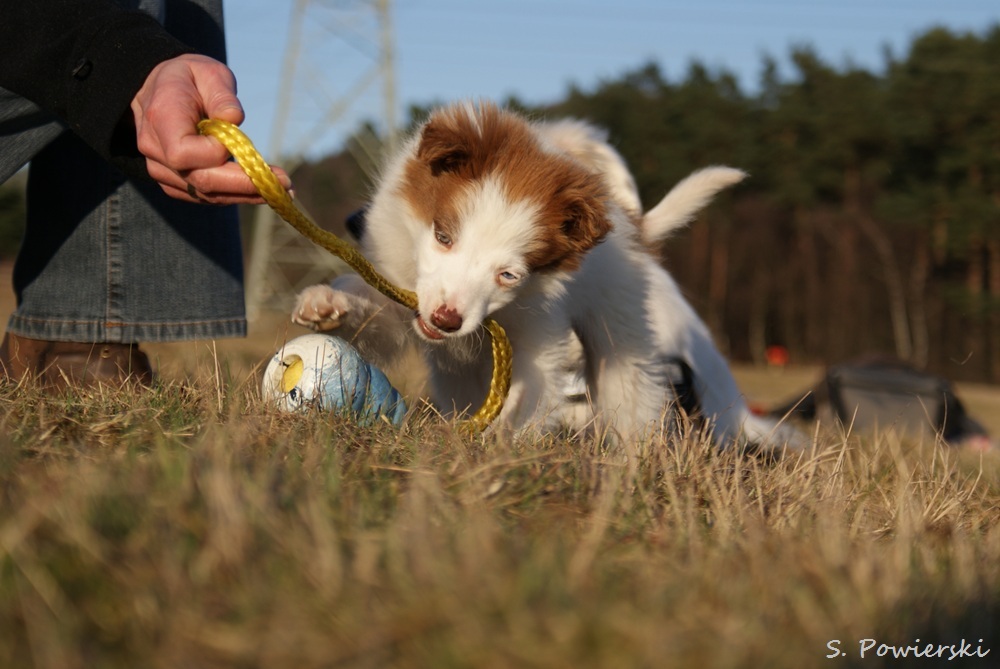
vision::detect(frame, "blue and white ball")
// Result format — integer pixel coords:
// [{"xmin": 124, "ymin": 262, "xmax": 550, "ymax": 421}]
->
[{"xmin": 262, "ymin": 334, "xmax": 407, "ymax": 427}]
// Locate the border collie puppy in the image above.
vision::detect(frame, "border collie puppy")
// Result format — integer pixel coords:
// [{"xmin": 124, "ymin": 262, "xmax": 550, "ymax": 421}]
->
[{"xmin": 293, "ymin": 101, "xmax": 803, "ymax": 448}]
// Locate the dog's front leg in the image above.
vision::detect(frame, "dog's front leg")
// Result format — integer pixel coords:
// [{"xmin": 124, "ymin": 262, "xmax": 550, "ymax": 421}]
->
[{"xmin": 292, "ymin": 274, "xmax": 415, "ymax": 369}]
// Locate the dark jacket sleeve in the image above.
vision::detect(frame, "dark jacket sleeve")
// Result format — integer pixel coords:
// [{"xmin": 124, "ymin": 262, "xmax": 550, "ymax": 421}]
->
[{"xmin": 0, "ymin": 0, "xmax": 195, "ymax": 180}]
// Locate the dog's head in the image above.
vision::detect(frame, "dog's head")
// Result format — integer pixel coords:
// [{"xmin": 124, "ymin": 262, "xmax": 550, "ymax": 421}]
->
[{"xmin": 393, "ymin": 102, "xmax": 611, "ymax": 341}]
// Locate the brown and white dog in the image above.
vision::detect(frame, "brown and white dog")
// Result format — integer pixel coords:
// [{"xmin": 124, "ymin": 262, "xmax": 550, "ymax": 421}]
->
[{"xmin": 293, "ymin": 101, "xmax": 803, "ymax": 448}]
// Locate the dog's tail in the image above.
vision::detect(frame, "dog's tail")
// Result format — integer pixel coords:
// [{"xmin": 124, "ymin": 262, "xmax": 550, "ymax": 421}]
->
[{"xmin": 640, "ymin": 166, "xmax": 747, "ymax": 247}]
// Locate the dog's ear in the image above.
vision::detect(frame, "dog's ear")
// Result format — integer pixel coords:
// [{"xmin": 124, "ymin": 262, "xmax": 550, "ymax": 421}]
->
[
  {"xmin": 558, "ymin": 173, "xmax": 612, "ymax": 255},
  {"xmin": 416, "ymin": 119, "xmax": 471, "ymax": 176},
  {"xmin": 345, "ymin": 206, "xmax": 368, "ymax": 241},
  {"xmin": 561, "ymin": 194, "xmax": 611, "ymax": 251},
  {"xmin": 529, "ymin": 175, "xmax": 612, "ymax": 272},
  {"xmin": 553, "ymin": 205, "xmax": 611, "ymax": 271}
]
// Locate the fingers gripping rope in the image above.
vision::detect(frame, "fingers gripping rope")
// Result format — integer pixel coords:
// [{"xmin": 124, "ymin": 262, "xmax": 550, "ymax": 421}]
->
[{"xmin": 198, "ymin": 119, "xmax": 512, "ymax": 432}]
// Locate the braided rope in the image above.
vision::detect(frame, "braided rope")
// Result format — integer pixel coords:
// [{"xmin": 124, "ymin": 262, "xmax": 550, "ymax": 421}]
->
[{"xmin": 198, "ymin": 119, "xmax": 512, "ymax": 432}]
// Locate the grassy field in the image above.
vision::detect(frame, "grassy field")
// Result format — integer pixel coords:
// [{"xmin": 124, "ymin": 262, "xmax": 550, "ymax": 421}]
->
[
  {"xmin": 2, "ymin": 261, "xmax": 1000, "ymax": 667},
  {"xmin": 1, "ymin": 328, "xmax": 999, "ymax": 668}
]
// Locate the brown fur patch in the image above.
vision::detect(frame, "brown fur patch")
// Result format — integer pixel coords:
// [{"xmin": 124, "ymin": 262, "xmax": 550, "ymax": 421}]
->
[{"xmin": 400, "ymin": 102, "xmax": 611, "ymax": 272}]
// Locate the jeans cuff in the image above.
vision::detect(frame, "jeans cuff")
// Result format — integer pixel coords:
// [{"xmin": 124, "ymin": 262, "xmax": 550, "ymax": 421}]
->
[{"xmin": 6, "ymin": 314, "xmax": 247, "ymax": 343}]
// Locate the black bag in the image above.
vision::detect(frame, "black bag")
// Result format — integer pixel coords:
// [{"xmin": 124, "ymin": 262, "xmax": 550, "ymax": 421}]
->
[{"xmin": 772, "ymin": 357, "xmax": 988, "ymax": 443}]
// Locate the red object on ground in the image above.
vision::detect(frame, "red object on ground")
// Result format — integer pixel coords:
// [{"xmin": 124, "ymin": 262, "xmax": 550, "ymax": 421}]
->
[{"xmin": 765, "ymin": 345, "xmax": 789, "ymax": 367}]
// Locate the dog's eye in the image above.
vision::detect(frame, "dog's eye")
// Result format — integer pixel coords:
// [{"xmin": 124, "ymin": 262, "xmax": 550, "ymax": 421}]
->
[
  {"xmin": 497, "ymin": 270, "xmax": 521, "ymax": 287},
  {"xmin": 434, "ymin": 229, "xmax": 452, "ymax": 248}
]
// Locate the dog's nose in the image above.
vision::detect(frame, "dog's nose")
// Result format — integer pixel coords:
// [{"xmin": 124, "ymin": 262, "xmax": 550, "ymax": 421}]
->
[{"xmin": 429, "ymin": 306, "xmax": 463, "ymax": 332}]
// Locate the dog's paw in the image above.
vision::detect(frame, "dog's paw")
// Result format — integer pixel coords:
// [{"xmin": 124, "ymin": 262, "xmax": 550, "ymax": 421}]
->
[{"xmin": 292, "ymin": 284, "xmax": 352, "ymax": 331}]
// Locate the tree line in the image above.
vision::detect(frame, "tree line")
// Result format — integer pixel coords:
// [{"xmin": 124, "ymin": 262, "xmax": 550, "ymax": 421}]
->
[{"xmin": 2, "ymin": 26, "xmax": 997, "ymax": 382}]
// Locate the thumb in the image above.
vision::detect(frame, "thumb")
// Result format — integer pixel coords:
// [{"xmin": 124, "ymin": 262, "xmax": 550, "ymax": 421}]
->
[
  {"xmin": 196, "ymin": 63, "xmax": 246, "ymax": 125},
  {"xmin": 205, "ymin": 90, "xmax": 245, "ymax": 125}
]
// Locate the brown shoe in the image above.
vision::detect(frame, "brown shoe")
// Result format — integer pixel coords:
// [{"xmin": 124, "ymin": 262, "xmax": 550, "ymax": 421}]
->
[{"xmin": 0, "ymin": 333, "xmax": 154, "ymax": 390}]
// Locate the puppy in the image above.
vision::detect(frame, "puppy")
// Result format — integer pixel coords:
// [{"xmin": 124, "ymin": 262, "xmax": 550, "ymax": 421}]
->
[{"xmin": 293, "ymin": 101, "xmax": 802, "ymax": 448}]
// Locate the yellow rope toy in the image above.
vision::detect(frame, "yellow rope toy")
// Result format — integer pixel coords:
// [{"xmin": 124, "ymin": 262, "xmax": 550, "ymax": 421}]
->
[{"xmin": 198, "ymin": 118, "xmax": 512, "ymax": 432}]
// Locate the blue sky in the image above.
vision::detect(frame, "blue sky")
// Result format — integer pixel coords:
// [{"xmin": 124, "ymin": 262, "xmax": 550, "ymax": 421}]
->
[{"xmin": 225, "ymin": 0, "xmax": 999, "ymax": 161}]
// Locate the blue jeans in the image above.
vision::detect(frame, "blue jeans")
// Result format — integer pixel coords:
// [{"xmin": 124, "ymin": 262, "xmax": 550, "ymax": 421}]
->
[{"xmin": 0, "ymin": 0, "xmax": 246, "ymax": 343}]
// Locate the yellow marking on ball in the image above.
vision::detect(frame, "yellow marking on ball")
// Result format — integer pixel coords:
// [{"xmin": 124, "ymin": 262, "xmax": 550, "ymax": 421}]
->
[{"xmin": 281, "ymin": 356, "xmax": 304, "ymax": 394}]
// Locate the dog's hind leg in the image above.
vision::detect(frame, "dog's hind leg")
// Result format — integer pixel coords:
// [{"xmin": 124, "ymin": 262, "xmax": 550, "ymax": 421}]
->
[{"xmin": 685, "ymin": 326, "xmax": 807, "ymax": 450}]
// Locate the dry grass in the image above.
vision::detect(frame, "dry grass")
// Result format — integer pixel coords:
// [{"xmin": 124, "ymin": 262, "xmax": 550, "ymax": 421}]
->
[
  {"xmin": 1, "ymin": 349, "xmax": 998, "ymax": 669},
  {"xmin": 1, "ymin": 266, "xmax": 998, "ymax": 666}
]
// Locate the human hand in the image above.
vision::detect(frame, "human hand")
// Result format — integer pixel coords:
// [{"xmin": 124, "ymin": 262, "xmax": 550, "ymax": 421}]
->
[{"xmin": 130, "ymin": 54, "xmax": 292, "ymax": 205}]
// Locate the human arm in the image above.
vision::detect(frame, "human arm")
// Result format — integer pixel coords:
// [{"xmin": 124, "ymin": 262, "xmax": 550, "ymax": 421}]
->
[{"xmin": 0, "ymin": 0, "xmax": 289, "ymax": 204}]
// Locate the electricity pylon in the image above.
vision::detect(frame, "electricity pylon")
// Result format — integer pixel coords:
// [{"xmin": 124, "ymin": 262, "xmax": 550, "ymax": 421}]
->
[{"xmin": 245, "ymin": 0, "xmax": 398, "ymax": 319}]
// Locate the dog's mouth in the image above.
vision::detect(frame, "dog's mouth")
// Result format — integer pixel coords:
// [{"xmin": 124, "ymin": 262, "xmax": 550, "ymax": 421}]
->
[{"xmin": 414, "ymin": 314, "xmax": 447, "ymax": 341}]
